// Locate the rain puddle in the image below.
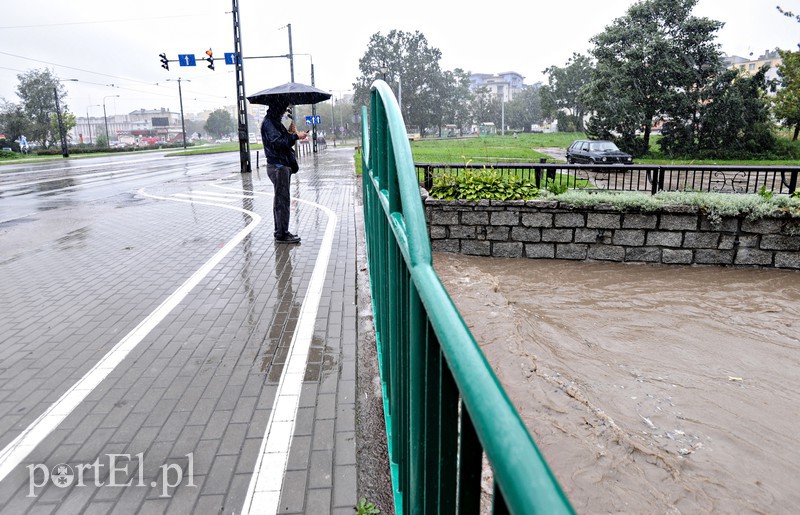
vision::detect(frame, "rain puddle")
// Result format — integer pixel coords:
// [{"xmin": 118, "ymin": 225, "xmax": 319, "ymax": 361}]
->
[{"xmin": 433, "ymin": 253, "xmax": 800, "ymax": 514}]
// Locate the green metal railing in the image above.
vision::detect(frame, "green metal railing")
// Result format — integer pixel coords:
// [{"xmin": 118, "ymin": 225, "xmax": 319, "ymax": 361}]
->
[{"xmin": 361, "ymin": 80, "xmax": 574, "ymax": 514}]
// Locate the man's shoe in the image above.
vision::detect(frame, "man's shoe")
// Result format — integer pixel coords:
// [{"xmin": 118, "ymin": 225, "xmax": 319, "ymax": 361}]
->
[{"xmin": 276, "ymin": 233, "xmax": 301, "ymax": 244}]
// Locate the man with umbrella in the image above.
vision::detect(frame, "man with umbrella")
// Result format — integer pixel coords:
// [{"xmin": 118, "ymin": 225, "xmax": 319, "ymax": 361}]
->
[
  {"xmin": 251, "ymin": 82, "xmax": 331, "ymax": 245},
  {"xmin": 260, "ymin": 99, "xmax": 307, "ymax": 244}
]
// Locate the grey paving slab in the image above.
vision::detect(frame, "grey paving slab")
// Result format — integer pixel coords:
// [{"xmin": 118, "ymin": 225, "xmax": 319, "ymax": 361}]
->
[{"xmin": 0, "ymin": 148, "xmax": 361, "ymax": 513}]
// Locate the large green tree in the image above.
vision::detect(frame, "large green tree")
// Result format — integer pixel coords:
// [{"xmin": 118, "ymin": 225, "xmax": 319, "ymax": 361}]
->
[
  {"xmin": 353, "ymin": 30, "xmax": 446, "ymax": 133},
  {"xmin": 15, "ymin": 68, "xmax": 74, "ymax": 148},
  {"xmin": 436, "ymin": 68, "xmax": 473, "ymax": 135},
  {"xmin": 504, "ymin": 84, "xmax": 543, "ymax": 132},
  {"xmin": 774, "ymin": 50, "xmax": 800, "ymax": 141},
  {"xmin": 540, "ymin": 53, "xmax": 593, "ymax": 132},
  {"xmin": 583, "ymin": 0, "xmax": 723, "ymax": 154},
  {"xmin": 204, "ymin": 109, "xmax": 235, "ymax": 139},
  {"xmin": 0, "ymin": 100, "xmax": 29, "ymax": 145}
]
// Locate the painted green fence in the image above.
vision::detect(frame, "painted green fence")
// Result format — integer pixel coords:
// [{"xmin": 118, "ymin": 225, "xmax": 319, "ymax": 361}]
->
[{"xmin": 360, "ymin": 81, "xmax": 574, "ymax": 514}]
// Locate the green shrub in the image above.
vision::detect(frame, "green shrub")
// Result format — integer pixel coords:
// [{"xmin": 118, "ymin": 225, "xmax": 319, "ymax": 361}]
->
[
  {"xmin": 0, "ymin": 149, "xmax": 21, "ymax": 159},
  {"xmin": 429, "ymin": 168, "xmax": 542, "ymax": 201}
]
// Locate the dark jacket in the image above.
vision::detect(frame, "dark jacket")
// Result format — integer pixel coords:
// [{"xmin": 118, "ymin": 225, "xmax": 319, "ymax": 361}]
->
[{"xmin": 260, "ymin": 115, "xmax": 299, "ymax": 168}]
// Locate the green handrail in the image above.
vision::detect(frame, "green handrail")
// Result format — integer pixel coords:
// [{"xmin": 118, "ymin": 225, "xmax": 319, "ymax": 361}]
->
[{"xmin": 361, "ymin": 80, "xmax": 575, "ymax": 514}]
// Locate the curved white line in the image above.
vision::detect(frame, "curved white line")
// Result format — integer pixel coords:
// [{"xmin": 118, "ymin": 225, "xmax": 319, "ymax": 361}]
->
[
  {"xmin": 0, "ymin": 190, "xmax": 261, "ymax": 483},
  {"xmin": 225, "ymin": 183, "xmax": 339, "ymax": 515}
]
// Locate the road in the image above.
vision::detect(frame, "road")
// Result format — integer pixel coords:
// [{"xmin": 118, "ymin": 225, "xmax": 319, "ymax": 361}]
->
[{"xmin": 0, "ymin": 149, "xmax": 361, "ymax": 513}]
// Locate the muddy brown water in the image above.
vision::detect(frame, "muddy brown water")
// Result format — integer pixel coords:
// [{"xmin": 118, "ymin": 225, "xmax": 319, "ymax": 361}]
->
[{"xmin": 432, "ymin": 253, "xmax": 800, "ymax": 514}]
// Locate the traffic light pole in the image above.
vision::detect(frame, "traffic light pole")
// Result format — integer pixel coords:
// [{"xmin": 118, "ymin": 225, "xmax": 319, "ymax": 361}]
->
[{"xmin": 231, "ymin": 0, "xmax": 251, "ymax": 174}]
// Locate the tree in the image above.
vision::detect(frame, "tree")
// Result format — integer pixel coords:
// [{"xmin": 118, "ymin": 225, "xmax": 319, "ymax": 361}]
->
[
  {"xmin": 583, "ymin": 0, "xmax": 723, "ymax": 154},
  {"xmin": 204, "ymin": 109, "xmax": 235, "ymax": 139},
  {"xmin": 0, "ymin": 100, "xmax": 29, "ymax": 144},
  {"xmin": 437, "ymin": 68, "xmax": 473, "ymax": 134},
  {"xmin": 51, "ymin": 111, "xmax": 77, "ymax": 143},
  {"xmin": 15, "ymin": 68, "xmax": 70, "ymax": 148},
  {"xmin": 504, "ymin": 84, "xmax": 542, "ymax": 132},
  {"xmin": 697, "ymin": 67, "xmax": 776, "ymax": 157},
  {"xmin": 774, "ymin": 50, "xmax": 800, "ymax": 140},
  {"xmin": 540, "ymin": 53, "xmax": 593, "ymax": 132},
  {"xmin": 353, "ymin": 30, "xmax": 446, "ymax": 133}
]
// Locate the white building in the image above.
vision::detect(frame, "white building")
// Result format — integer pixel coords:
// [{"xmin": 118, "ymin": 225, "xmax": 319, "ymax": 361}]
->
[{"xmin": 469, "ymin": 72, "xmax": 525, "ymax": 101}]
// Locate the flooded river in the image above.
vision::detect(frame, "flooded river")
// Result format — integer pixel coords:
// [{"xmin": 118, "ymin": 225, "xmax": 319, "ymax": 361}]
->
[{"xmin": 433, "ymin": 253, "xmax": 800, "ymax": 514}]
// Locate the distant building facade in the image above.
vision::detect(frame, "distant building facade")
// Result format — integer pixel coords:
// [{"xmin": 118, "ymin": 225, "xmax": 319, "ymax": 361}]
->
[
  {"xmin": 723, "ymin": 49, "xmax": 783, "ymax": 82},
  {"xmin": 72, "ymin": 108, "xmax": 184, "ymax": 145},
  {"xmin": 469, "ymin": 72, "xmax": 525, "ymax": 101}
]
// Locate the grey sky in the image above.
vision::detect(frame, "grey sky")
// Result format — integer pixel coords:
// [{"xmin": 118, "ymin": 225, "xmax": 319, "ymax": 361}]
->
[{"xmin": 1, "ymin": 0, "xmax": 797, "ymax": 119}]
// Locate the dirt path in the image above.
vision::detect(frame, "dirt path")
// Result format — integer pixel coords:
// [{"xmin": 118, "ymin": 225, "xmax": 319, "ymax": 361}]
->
[{"xmin": 433, "ymin": 253, "xmax": 800, "ymax": 514}]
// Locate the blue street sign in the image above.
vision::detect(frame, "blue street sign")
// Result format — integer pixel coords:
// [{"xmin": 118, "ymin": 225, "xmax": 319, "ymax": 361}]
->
[
  {"xmin": 178, "ymin": 54, "xmax": 197, "ymax": 67},
  {"xmin": 304, "ymin": 115, "xmax": 321, "ymax": 125},
  {"xmin": 224, "ymin": 52, "xmax": 239, "ymax": 65}
]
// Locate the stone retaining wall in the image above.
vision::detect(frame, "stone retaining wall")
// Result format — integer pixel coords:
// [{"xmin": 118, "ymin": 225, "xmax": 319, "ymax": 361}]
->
[{"xmin": 424, "ymin": 196, "xmax": 800, "ymax": 270}]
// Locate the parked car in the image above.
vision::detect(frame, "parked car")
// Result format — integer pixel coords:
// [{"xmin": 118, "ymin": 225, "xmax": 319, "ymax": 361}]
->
[{"xmin": 566, "ymin": 139, "xmax": 634, "ymax": 165}]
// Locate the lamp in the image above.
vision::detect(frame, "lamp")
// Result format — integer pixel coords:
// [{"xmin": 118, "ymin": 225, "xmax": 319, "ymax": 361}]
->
[{"xmin": 55, "ymin": 79, "xmax": 78, "ymax": 158}]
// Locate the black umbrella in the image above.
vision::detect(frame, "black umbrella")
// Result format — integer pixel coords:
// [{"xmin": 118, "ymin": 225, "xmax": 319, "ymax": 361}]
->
[{"xmin": 247, "ymin": 82, "xmax": 332, "ymax": 106}]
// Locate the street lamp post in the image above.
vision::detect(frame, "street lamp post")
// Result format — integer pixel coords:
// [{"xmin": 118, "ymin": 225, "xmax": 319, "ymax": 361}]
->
[
  {"xmin": 330, "ymin": 95, "xmax": 336, "ymax": 148},
  {"xmin": 86, "ymin": 105, "xmax": 100, "ymax": 145},
  {"xmin": 166, "ymin": 79, "xmax": 189, "ymax": 150},
  {"xmin": 103, "ymin": 95, "xmax": 120, "ymax": 148},
  {"xmin": 54, "ymin": 79, "xmax": 78, "ymax": 158}
]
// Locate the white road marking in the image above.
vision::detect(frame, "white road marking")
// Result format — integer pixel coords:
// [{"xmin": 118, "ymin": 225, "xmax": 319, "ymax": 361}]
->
[
  {"xmin": 219, "ymin": 183, "xmax": 339, "ymax": 515},
  {"xmin": 0, "ymin": 190, "xmax": 261, "ymax": 483}
]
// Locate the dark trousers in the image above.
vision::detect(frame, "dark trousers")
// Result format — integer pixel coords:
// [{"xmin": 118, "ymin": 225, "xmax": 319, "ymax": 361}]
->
[{"xmin": 267, "ymin": 163, "xmax": 292, "ymax": 238}]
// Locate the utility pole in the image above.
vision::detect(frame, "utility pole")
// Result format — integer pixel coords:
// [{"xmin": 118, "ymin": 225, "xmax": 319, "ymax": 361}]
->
[
  {"xmin": 166, "ymin": 79, "xmax": 189, "ymax": 149},
  {"xmin": 232, "ymin": 0, "xmax": 251, "ymax": 173},
  {"xmin": 54, "ymin": 87, "xmax": 68, "ymax": 158},
  {"xmin": 287, "ymin": 23, "xmax": 294, "ymax": 83}
]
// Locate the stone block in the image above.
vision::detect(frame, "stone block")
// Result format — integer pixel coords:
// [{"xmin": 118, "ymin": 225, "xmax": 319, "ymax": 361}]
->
[
  {"xmin": 719, "ymin": 234, "xmax": 758, "ymax": 250},
  {"xmin": 429, "ymin": 225, "xmax": 447, "ymax": 239},
  {"xmin": 662, "ymin": 249, "xmax": 694, "ymax": 264},
  {"xmin": 554, "ymin": 212, "xmax": 585, "ymax": 227},
  {"xmin": 587, "ymin": 212, "xmax": 622, "ymax": 229},
  {"xmin": 775, "ymin": 252, "xmax": 800, "ymax": 269},
  {"xmin": 430, "ymin": 210, "xmax": 459, "ymax": 225},
  {"xmin": 734, "ymin": 248, "xmax": 773, "ymax": 266},
  {"xmin": 510, "ymin": 226, "xmax": 541, "ymax": 242},
  {"xmin": 556, "ymin": 244, "xmax": 588, "ymax": 260},
  {"xmin": 431, "ymin": 240, "xmax": 459, "ymax": 253},
  {"xmin": 575, "ymin": 228, "xmax": 601, "ymax": 243},
  {"xmin": 521, "ymin": 212, "xmax": 553, "ymax": 227},
  {"xmin": 541, "ymin": 228, "xmax": 573, "ymax": 243},
  {"xmin": 694, "ymin": 249, "xmax": 734, "ymax": 265},
  {"xmin": 682, "ymin": 232, "xmax": 720, "ymax": 249},
  {"xmin": 625, "ymin": 247, "xmax": 662, "ymax": 262},
  {"xmin": 760, "ymin": 234, "xmax": 800, "ymax": 251},
  {"xmin": 461, "ymin": 240, "xmax": 491, "ymax": 256},
  {"xmin": 613, "ymin": 230, "xmax": 646, "ymax": 246},
  {"xmin": 493, "ymin": 242, "xmax": 524, "ymax": 258},
  {"xmin": 660, "ymin": 214, "xmax": 698, "ymax": 230},
  {"xmin": 486, "ymin": 226, "xmax": 510, "ymax": 241},
  {"xmin": 741, "ymin": 218, "xmax": 784, "ymax": 234},
  {"xmin": 587, "ymin": 245, "xmax": 625, "ymax": 261},
  {"xmin": 461, "ymin": 211, "xmax": 489, "ymax": 225},
  {"xmin": 622, "ymin": 214, "xmax": 658, "ymax": 229},
  {"xmin": 699, "ymin": 216, "xmax": 739, "ymax": 232},
  {"xmin": 449, "ymin": 225, "xmax": 477, "ymax": 239},
  {"xmin": 525, "ymin": 243, "xmax": 555, "ymax": 259},
  {"xmin": 490, "ymin": 211, "xmax": 520, "ymax": 226},
  {"xmin": 646, "ymin": 231, "xmax": 683, "ymax": 247}
]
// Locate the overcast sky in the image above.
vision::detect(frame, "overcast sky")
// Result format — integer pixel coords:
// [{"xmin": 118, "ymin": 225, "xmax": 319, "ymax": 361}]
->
[{"xmin": 1, "ymin": 0, "xmax": 797, "ymax": 119}]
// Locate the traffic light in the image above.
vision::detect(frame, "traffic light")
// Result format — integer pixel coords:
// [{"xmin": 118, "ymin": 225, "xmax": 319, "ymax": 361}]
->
[
  {"xmin": 205, "ymin": 49, "xmax": 214, "ymax": 71},
  {"xmin": 159, "ymin": 53, "xmax": 169, "ymax": 71}
]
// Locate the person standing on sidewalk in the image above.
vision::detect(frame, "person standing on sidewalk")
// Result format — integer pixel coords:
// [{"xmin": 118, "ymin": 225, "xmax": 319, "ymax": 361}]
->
[{"xmin": 261, "ymin": 100, "xmax": 307, "ymax": 244}]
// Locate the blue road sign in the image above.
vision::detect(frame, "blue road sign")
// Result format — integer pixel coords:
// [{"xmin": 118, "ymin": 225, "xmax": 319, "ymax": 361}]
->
[
  {"xmin": 305, "ymin": 115, "xmax": 321, "ymax": 126},
  {"xmin": 224, "ymin": 53, "xmax": 239, "ymax": 65},
  {"xmin": 178, "ymin": 54, "xmax": 197, "ymax": 67}
]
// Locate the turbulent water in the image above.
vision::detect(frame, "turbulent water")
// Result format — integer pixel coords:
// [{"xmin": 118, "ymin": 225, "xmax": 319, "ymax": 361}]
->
[{"xmin": 433, "ymin": 253, "xmax": 800, "ymax": 514}]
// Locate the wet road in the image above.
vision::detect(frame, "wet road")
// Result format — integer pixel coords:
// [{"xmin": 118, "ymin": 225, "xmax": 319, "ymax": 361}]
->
[
  {"xmin": 0, "ymin": 149, "xmax": 360, "ymax": 513},
  {"xmin": 434, "ymin": 252, "xmax": 800, "ymax": 514}
]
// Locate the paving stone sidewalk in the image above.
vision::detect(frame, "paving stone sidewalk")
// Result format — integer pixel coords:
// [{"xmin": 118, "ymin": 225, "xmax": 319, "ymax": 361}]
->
[{"xmin": 0, "ymin": 148, "xmax": 361, "ymax": 514}]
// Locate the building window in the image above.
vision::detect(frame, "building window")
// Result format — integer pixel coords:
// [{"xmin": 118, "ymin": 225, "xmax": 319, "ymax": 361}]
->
[{"xmin": 749, "ymin": 63, "xmax": 755, "ymax": 70}]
